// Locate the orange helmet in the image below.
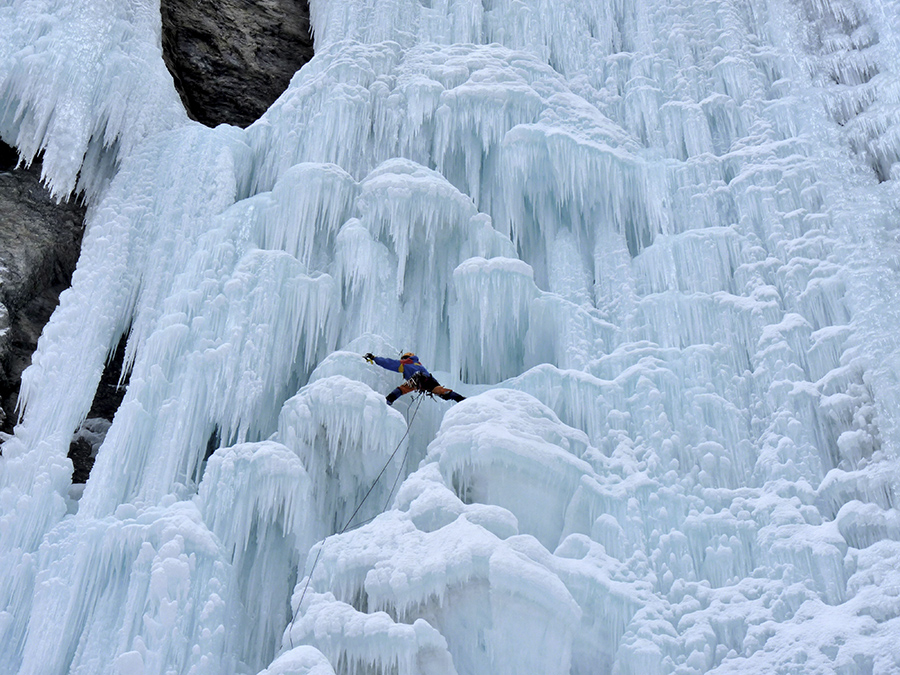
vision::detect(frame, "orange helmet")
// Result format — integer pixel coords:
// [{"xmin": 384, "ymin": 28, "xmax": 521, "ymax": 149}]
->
[{"xmin": 401, "ymin": 351, "xmax": 417, "ymax": 361}]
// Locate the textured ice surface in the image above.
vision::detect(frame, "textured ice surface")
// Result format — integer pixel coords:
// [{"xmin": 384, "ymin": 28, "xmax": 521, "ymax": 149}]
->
[{"xmin": 4, "ymin": 0, "xmax": 900, "ymax": 672}]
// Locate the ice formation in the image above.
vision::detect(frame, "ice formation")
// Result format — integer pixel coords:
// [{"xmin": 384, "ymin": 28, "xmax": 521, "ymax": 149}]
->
[{"xmin": 3, "ymin": 0, "xmax": 900, "ymax": 672}]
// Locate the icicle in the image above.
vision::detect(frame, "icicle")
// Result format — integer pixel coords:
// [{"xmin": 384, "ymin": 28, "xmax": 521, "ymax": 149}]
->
[
  {"xmin": 278, "ymin": 376, "xmax": 408, "ymax": 536},
  {"xmin": 198, "ymin": 441, "xmax": 313, "ymax": 670},
  {"xmin": 0, "ymin": 0, "xmax": 186, "ymax": 198},
  {"xmin": 450, "ymin": 257, "xmax": 538, "ymax": 383}
]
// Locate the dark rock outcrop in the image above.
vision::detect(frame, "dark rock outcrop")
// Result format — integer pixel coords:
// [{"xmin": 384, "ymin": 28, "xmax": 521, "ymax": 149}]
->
[
  {"xmin": 0, "ymin": 142, "xmax": 86, "ymax": 433},
  {"xmin": 67, "ymin": 436, "xmax": 95, "ymax": 484},
  {"xmin": 160, "ymin": 0, "xmax": 314, "ymax": 128}
]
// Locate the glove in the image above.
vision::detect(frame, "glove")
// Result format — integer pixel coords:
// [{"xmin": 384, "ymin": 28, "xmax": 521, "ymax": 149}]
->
[{"xmin": 364, "ymin": 352, "xmax": 375, "ymax": 363}]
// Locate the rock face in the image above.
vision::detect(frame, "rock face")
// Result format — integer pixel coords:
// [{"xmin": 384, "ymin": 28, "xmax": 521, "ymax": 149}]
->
[
  {"xmin": 0, "ymin": 144, "xmax": 86, "ymax": 433},
  {"xmin": 160, "ymin": 0, "xmax": 314, "ymax": 128}
]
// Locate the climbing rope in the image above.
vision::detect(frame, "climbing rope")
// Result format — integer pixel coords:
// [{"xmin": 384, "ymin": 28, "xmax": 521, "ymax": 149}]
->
[
  {"xmin": 342, "ymin": 391, "xmax": 424, "ymax": 531},
  {"xmin": 287, "ymin": 391, "xmax": 426, "ymax": 647}
]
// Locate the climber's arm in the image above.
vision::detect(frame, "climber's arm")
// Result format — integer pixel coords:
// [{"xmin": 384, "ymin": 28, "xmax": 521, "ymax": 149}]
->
[{"xmin": 364, "ymin": 354, "xmax": 403, "ymax": 372}]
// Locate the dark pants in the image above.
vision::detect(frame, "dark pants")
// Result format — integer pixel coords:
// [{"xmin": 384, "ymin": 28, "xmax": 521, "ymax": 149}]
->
[{"xmin": 387, "ymin": 374, "xmax": 465, "ymax": 404}]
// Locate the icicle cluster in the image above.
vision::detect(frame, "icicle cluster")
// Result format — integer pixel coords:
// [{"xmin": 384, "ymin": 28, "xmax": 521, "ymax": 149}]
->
[{"xmin": 4, "ymin": 0, "xmax": 900, "ymax": 672}]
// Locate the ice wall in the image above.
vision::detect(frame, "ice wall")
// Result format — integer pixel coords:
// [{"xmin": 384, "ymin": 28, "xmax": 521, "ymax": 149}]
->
[{"xmin": 3, "ymin": 0, "xmax": 900, "ymax": 673}]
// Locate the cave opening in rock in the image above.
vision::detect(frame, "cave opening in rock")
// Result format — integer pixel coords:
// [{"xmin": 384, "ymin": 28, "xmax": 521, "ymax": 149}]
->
[
  {"xmin": 159, "ymin": 0, "xmax": 315, "ymax": 128},
  {"xmin": 0, "ymin": 141, "xmax": 18, "ymax": 170}
]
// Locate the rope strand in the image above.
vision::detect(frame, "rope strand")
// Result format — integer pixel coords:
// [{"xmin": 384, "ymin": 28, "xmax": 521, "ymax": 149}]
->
[
  {"xmin": 287, "ymin": 392, "xmax": 425, "ymax": 647},
  {"xmin": 381, "ymin": 397, "xmax": 420, "ymax": 512}
]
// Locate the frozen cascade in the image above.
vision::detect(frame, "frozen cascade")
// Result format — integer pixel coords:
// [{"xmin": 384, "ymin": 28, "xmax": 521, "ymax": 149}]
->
[{"xmin": 4, "ymin": 0, "xmax": 900, "ymax": 672}]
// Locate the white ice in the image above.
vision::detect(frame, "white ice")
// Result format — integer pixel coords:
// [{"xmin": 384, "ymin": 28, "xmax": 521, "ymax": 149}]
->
[{"xmin": 3, "ymin": 0, "xmax": 900, "ymax": 672}]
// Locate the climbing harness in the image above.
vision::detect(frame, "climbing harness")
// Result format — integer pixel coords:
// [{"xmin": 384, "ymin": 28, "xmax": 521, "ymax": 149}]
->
[{"xmin": 287, "ymin": 392, "xmax": 426, "ymax": 647}]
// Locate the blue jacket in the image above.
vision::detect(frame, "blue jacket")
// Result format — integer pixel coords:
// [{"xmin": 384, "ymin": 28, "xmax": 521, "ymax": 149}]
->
[{"xmin": 373, "ymin": 354, "xmax": 430, "ymax": 380}]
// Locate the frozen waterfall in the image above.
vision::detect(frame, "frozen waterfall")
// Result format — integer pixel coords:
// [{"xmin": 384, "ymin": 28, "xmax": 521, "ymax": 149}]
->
[{"xmin": 3, "ymin": 0, "xmax": 900, "ymax": 672}]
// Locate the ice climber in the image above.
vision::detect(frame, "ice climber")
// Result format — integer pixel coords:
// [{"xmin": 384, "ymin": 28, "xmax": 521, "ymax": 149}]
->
[{"xmin": 364, "ymin": 352, "xmax": 466, "ymax": 405}]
